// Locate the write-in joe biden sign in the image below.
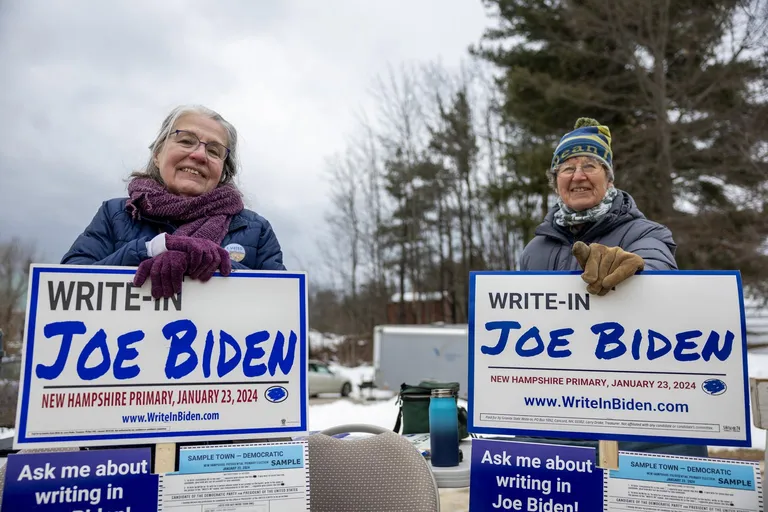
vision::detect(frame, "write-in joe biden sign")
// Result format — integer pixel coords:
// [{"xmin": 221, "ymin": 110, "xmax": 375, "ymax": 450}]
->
[
  {"xmin": 468, "ymin": 270, "xmax": 750, "ymax": 447},
  {"xmin": 14, "ymin": 265, "xmax": 308, "ymax": 448}
]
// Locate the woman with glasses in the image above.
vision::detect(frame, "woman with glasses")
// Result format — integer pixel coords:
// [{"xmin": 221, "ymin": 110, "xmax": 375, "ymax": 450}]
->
[
  {"xmin": 520, "ymin": 117, "xmax": 677, "ymax": 291},
  {"xmin": 517, "ymin": 118, "xmax": 707, "ymax": 458},
  {"xmin": 61, "ymin": 104, "xmax": 286, "ymax": 298}
]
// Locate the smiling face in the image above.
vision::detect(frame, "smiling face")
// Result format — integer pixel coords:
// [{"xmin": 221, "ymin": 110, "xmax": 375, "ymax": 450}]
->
[
  {"xmin": 153, "ymin": 114, "xmax": 229, "ymax": 197},
  {"xmin": 556, "ymin": 155, "xmax": 612, "ymax": 211}
]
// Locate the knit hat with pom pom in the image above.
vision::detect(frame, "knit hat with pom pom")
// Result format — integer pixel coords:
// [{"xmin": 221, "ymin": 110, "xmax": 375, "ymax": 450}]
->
[{"xmin": 550, "ymin": 117, "xmax": 613, "ymax": 172}]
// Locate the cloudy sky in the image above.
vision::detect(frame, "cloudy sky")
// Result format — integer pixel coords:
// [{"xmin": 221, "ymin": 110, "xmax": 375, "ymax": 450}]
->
[{"xmin": 0, "ymin": 0, "xmax": 490, "ymax": 280}]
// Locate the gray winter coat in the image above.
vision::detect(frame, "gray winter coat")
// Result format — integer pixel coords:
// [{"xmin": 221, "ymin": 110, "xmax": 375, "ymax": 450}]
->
[
  {"xmin": 521, "ymin": 188, "xmax": 677, "ymax": 272},
  {"xmin": 513, "ymin": 189, "xmax": 708, "ymax": 458}
]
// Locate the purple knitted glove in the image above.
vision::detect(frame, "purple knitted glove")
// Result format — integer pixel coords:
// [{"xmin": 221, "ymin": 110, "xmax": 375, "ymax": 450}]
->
[
  {"xmin": 165, "ymin": 234, "xmax": 232, "ymax": 282},
  {"xmin": 133, "ymin": 250, "xmax": 188, "ymax": 299}
]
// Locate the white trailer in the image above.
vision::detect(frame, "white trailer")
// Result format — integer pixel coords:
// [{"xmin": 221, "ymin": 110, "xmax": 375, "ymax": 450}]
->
[{"xmin": 373, "ymin": 324, "xmax": 469, "ymax": 398}]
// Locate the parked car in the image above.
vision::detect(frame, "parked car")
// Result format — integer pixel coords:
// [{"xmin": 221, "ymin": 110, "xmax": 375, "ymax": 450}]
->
[{"xmin": 308, "ymin": 360, "xmax": 352, "ymax": 398}]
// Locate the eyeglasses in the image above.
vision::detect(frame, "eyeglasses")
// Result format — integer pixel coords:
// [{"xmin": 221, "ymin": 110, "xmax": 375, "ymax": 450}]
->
[
  {"xmin": 170, "ymin": 130, "xmax": 230, "ymax": 161},
  {"xmin": 557, "ymin": 162, "xmax": 602, "ymax": 177}
]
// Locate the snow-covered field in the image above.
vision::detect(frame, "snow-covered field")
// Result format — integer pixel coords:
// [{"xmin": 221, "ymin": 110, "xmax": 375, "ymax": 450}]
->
[{"xmin": 308, "ymin": 330, "xmax": 347, "ymax": 351}]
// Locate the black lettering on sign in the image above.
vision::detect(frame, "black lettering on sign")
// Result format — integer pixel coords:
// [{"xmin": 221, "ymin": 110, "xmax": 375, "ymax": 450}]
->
[
  {"xmin": 488, "ymin": 292, "xmax": 590, "ymax": 311},
  {"xmin": 47, "ymin": 280, "xmax": 182, "ymax": 311}
]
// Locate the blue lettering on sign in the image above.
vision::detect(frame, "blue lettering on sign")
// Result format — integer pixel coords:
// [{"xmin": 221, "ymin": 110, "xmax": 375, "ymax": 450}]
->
[
  {"xmin": 35, "ymin": 319, "xmax": 297, "ymax": 381},
  {"xmin": 114, "ymin": 330, "xmax": 143, "ymax": 380},
  {"xmin": 481, "ymin": 321, "xmax": 734, "ymax": 362},
  {"xmin": 244, "ymin": 330, "xmax": 269, "ymax": 377},
  {"xmin": 77, "ymin": 328, "xmax": 111, "ymax": 380},
  {"xmin": 483, "ymin": 322, "xmax": 575, "ymax": 358}
]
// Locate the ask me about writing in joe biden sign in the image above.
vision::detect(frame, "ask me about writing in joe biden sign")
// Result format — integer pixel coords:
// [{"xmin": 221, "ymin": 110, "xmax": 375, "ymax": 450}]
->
[
  {"xmin": 468, "ymin": 270, "xmax": 750, "ymax": 447},
  {"xmin": 14, "ymin": 264, "xmax": 308, "ymax": 448}
]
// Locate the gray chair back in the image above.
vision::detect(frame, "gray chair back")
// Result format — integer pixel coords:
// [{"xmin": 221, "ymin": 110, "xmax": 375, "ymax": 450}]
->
[{"xmin": 308, "ymin": 424, "xmax": 440, "ymax": 512}]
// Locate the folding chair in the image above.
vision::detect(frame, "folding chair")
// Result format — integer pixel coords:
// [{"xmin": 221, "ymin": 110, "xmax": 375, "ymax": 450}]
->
[{"xmin": 308, "ymin": 424, "xmax": 440, "ymax": 512}]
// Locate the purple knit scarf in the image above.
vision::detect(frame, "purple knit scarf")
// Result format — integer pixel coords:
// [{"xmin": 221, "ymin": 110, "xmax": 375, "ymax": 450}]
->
[{"xmin": 126, "ymin": 178, "xmax": 244, "ymax": 244}]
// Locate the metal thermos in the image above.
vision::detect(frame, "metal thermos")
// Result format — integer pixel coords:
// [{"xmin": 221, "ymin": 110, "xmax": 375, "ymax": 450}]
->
[{"xmin": 429, "ymin": 388, "xmax": 459, "ymax": 467}]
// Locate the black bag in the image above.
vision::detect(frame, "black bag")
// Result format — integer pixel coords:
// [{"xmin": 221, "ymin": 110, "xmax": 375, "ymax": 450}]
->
[{"xmin": 392, "ymin": 380, "xmax": 469, "ymax": 439}]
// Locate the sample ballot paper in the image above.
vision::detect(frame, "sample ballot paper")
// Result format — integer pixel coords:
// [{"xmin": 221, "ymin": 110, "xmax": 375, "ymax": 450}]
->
[
  {"xmin": 158, "ymin": 441, "xmax": 310, "ymax": 511},
  {"xmin": 606, "ymin": 452, "xmax": 762, "ymax": 512}
]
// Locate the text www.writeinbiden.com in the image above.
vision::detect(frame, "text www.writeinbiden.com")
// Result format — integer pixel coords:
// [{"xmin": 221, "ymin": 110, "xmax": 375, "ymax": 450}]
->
[
  {"xmin": 121, "ymin": 410, "xmax": 221, "ymax": 423},
  {"xmin": 523, "ymin": 396, "xmax": 690, "ymax": 413}
]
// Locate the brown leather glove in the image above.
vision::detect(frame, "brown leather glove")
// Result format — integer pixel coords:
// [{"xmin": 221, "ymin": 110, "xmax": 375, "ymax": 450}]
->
[{"xmin": 572, "ymin": 241, "xmax": 645, "ymax": 296}]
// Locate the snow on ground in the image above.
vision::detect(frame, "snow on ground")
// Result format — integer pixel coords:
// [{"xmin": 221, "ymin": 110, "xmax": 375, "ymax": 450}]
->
[
  {"xmin": 327, "ymin": 363, "xmax": 395, "ymax": 400},
  {"xmin": 746, "ymin": 349, "xmax": 768, "ymax": 379},
  {"xmin": 308, "ymin": 329, "xmax": 346, "ymax": 350},
  {"xmin": 328, "ymin": 363, "xmax": 372, "ymax": 387},
  {"xmin": 309, "ymin": 397, "xmax": 401, "ymax": 431},
  {"xmin": 309, "ymin": 395, "xmax": 468, "ymax": 433}
]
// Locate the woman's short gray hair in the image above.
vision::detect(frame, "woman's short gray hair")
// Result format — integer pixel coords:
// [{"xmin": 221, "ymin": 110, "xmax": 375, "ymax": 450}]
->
[
  {"xmin": 130, "ymin": 104, "xmax": 241, "ymax": 187},
  {"xmin": 547, "ymin": 155, "xmax": 615, "ymax": 191}
]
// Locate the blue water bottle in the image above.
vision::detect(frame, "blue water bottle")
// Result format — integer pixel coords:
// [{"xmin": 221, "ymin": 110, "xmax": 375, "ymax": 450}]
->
[{"xmin": 429, "ymin": 388, "xmax": 459, "ymax": 467}]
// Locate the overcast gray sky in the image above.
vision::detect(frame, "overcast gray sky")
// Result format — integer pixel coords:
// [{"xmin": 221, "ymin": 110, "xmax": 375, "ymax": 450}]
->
[{"xmin": 0, "ymin": 0, "xmax": 490, "ymax": 279}]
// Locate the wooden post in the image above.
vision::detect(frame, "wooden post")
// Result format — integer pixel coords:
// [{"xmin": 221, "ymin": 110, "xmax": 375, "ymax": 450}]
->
[
  {"xmin": 749, "ymin": 377, "xmax": 768, "ymax": 471},
  {"xmin": 154, "ymin": 443, "xmax": 176, "ymax": 474},
  {"xmin": 598, "ymin": 440, "xmax": 619, "ymax": 470}
]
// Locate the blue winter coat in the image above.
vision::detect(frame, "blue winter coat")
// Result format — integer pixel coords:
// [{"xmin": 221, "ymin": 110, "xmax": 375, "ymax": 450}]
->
[
  {"xmin": 513, "ymin": 189, "xmax": 708, "ymax": 458},
  {"xmin": 61, "ymin": 197, "xmax": 286, "ymax": 271}
]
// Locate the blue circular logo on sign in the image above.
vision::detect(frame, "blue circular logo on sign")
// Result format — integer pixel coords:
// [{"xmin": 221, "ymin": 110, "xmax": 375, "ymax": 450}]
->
[
  {"xmin": 266, "ymin": 386, "xmax": 288, "ymax": 403},
  {"xmin": 702, "ymin": 379, "xmax": 727, "ymax": 396}
]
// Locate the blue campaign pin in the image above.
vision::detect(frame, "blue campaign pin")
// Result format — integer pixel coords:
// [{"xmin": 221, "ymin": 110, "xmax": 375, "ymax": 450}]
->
[{"xmin": 225, "ymin": 243, "xmax": 246, "ymax": 262}]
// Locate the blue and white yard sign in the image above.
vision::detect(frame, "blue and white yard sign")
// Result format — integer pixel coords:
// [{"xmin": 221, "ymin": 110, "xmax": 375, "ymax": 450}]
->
[
  {"xmin": 468, "ymin": 270, "xmax": 750, "ymax": 447},
  {"xmin": 14, "ymin": 264, "xmax": 308, "ymax": 448},
  {"xmin": 2, "ymin": 448, "xmax": 159, "ymax": 511},
  {"xmin": 469, "ymin": 439, "xmax": 603, "ymax": 512}
]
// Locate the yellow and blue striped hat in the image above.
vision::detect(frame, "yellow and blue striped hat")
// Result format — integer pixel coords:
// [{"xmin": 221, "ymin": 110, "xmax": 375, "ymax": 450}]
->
[{"xmin": 550, "ymin": 117, "xmax": 613, "ymax": 171}]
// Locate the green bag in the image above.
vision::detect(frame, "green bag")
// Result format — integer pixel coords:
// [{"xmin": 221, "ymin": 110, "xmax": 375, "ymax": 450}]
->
[{"xmin": 393, "ymin": 380, "xmax": 469, "ymax": 439}]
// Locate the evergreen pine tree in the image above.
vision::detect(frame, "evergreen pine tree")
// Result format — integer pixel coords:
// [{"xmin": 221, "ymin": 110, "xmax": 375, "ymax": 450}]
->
[{"xmin": 473, "ymin": 0, "xmax": 768, "ymax": 294}]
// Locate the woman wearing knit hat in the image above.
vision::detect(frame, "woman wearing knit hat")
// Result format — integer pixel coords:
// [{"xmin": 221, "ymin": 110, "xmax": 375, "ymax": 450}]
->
[
  {"xmin": 61, "ymin": 105, "xmax": 286, "ymax": 298},
  {"xmin": 521, "ymin": 117, "xmax": 676, "ymax": 293},
  {"xmin": 517, "ymin": 118, "xmax": 707, "ymax": 458}
]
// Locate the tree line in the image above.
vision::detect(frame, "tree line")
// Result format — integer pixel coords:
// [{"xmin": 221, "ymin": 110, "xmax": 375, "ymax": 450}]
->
[{"xmin": 311, "ymin": 0, "xmax": 768, "ymax": 344}]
